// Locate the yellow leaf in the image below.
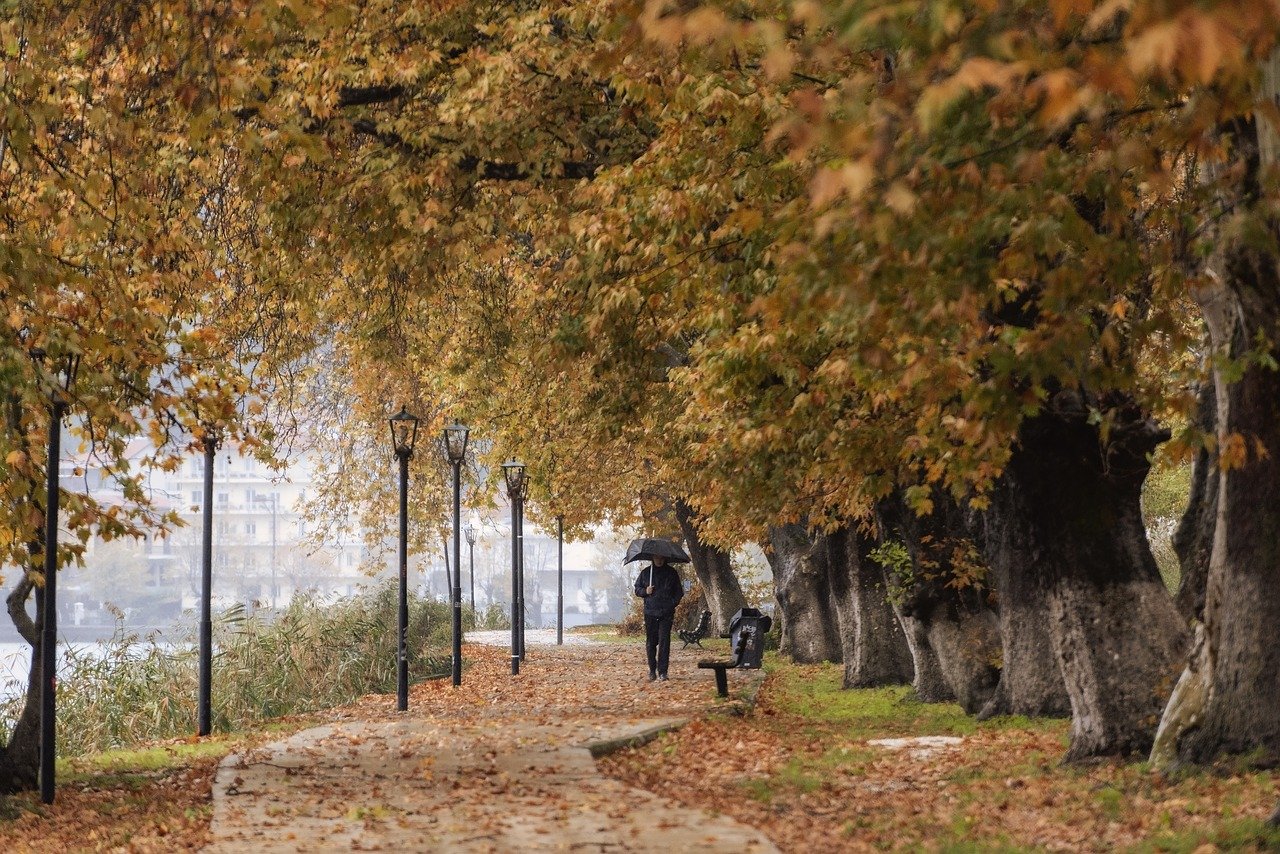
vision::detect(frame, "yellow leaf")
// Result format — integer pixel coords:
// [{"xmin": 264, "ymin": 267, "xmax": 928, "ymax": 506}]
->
[{"xmin": 885, "ymin": 182, "xmax": 917, "ymax": 215}]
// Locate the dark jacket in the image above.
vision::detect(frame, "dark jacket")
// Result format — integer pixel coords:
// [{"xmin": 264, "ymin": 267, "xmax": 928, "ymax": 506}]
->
[{"xmin": 634, "ymin": 564, "xmax": 684, "ymax": 617}]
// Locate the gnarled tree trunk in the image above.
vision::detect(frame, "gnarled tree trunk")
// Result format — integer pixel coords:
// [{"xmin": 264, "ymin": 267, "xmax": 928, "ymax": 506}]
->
[
  {"xmin": 767, "ymin": 523, "xmax": 841, "ymax": 663},
  {"xmin": 674, "ymin": 500, "xmax": 746, "ymax": 635},
  {"xmin": 978, "ymin": 479, "xmax": 1072, "ymax": 720},
  {"xmin": 822, "ymin": 526, "xmax": 913, "ymax": 688},
  {"xmin": 1154, "ymin": 51, "xmax": 1280, "ymax": 768},
  {"xmin": 876, "ymin": 491, "xmax": 1001, "ymax": 714},
  {"xmin": 0, "ymin": 575, "xmax": 43, "ymax": 793},
  {"xmin": 890, "ymin": 600, "xmax": 954, "ymax": 703},
  {"xmin": 1002, "ymin": 396, "xmax": 1186, "ymax": 760}
]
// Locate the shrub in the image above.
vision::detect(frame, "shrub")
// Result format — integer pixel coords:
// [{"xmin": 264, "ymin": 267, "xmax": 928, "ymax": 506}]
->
[
  {"xmin": 618, "ymin": 594, "xmax": 645, "ymax": 636},
  {"xmin": 0, "ymin": 583, "xmax": 450, "ymax": 757},
  {"xmin": 473, "ymin": 603, "xmax": 511, "ymax": 631}
]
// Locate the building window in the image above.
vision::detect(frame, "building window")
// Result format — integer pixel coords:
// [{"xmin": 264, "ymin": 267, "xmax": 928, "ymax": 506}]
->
[
  {"xmin": 217, "ymin": 492, "xmax": 229, "ymax": 507},
  {"xmin": 191, "ymin": 490, "xmax": 202, "ymax": 508},
  {"xmin": 245, "ymin": 522, "xmax": 257, "ymax": 537}
]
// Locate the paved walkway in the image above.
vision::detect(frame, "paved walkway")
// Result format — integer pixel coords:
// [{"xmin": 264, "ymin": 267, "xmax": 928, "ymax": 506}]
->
[{"xmin": 206, "ymin": 636, "xmax": 777, "ymax": 852}]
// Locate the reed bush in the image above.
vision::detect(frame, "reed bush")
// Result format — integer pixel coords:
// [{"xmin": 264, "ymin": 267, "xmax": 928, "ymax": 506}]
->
[
  {"xmin": 473, "ymin": 603, "xmax": 511, "ymax": 631},
  {"xmin": 0, "ymin": 583, "xmax": 450, "ymax": 757}
]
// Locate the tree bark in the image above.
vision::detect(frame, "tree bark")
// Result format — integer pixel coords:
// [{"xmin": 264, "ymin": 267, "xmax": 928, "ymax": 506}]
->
[
  {"xmin": 876, "ymin": 491, "xmax": 1001, "ymax": 715},
  {"xmin": 0, "ymin": 575, "xmax": 42, "ymax": 793},
  {"xmin": 890, "ymin": 599, "xmax": 955, "ymax": 703},
  {"xmin": 674, "ymin": 500, "xmax": 747, "ymax": 635},
  {"xmin": 978, "ymin": 479, "xmax": 1073, "ymax": 720},
  {"xmin": 766, "ymin": 523, "xmax": 841, "ymax": 663},
  {"xmin": 822, "ymin": 527, "xmax": 913, "ymax": 688},
  {"xmin": 1172, "ymin": 379, "xmax": 1217, "ymax": 624},
  {"xmin": 1165, "ymin": 244, "xmax": 1280, "ymax": 766},
  {"xmin": 1155, "ymin": 49, "xmax": 1280, "ymax": 768},
  {"xmin": 1001, "ymin": 396, "xmax": 1186, "ymax": 760}
]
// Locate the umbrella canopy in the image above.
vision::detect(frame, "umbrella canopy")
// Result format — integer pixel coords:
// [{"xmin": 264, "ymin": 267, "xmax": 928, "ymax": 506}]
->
[{"xmin": 623, "ymin": 537, "xmax": 692, "ymax": 565}]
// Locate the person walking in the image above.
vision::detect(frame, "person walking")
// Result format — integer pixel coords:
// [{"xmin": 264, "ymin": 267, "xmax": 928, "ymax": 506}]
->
[{"xmin": 634, "ymin": 555, "xmax": 683, "ymax": 681}]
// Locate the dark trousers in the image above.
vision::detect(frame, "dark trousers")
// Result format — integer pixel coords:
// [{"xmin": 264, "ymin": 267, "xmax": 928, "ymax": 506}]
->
[{"xmin": 644, "ymin": 612, "xmax": 674, "ymax": 676}]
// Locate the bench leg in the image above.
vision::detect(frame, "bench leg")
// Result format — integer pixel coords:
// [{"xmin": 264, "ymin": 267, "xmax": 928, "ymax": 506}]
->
[{"xmin": 714, "ymin": 667, "xmax": 728, "ymax": 697}]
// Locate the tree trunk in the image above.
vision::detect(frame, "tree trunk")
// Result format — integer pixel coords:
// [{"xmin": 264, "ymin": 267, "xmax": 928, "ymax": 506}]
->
[
  {"xmin": 0, "ymin": 575, "xmax": 42, "ymax": 793},
  {"xmin": 1155, "ymin": 51, "xmax": 1280, "ymax": 768},
  {"xmin": 822, "ymin": 527, "xmax": 913, "ymax": 689},
  {"xmin": 674, "ymin": 500, "xmax": 746, "ymax": 635},
  {"xmin": 1001, "ymin": 396, "xmax": 1186, "ymax": 760},
  {"xmin": 875, "ymin": 491, "xmax": 1001, "ymax": 715},
  {"xmin": 891, "ymin": 603, "xmax": 954, "ymax": 703},
  {"xmin": 766, "ymin": 523, "xmax": 841, "ymax": 663},
  {"xmin": 1172, "ymin": 379, "xmax": 1217, "ymax": 624},
  {"xmin": 978, "ymin": 480, "xmax": 1073, "ymax": 720},
  {"xmin": 1164, "ymin": 250, "xmax": 1280, "ymax": 766}
]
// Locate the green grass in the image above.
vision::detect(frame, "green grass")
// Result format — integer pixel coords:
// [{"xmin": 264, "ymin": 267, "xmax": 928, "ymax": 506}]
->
[
  {"xmin": 62, "ymin": 735, "xmax": 252, "ymax": 779},
  {"xmin": 1130, "ymin": 818, "xmax": 1280, "ymax": 853},
  {"xmin": 720, "ymin": 659, "xmax": 1280, "ymax": 851},
  {"xmin": 730, "ymin": 660, "xmax": 1070, "ymax": 845},
  {"xmin": 767, "ymin": 660, "xmax": 978, "ymax": 739}
]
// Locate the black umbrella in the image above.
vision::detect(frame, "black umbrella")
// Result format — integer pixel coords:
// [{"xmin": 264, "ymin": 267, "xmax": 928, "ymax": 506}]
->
[{"xmin": 623, "ymin": 537, "xmax": 692, "ymax": 565}]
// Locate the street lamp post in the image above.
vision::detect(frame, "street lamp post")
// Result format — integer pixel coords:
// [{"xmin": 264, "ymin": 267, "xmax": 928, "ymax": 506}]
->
[
  {"xmin": 443, "ymin": 423, "xmax": 469, "ymax": 688},
  {"xmin": 389, "ymin": 407, "xmax": 419, "ymax": 711},
  {"xmin": 501, "ymin": 460, "xmax": 525, "ymax": 675},
  {"xmin": 464, "ymin": 523, "xmax": 476, "ymax": 611},
  {"xmin": 198, "ymin": 428, "xmax": 220, "ymax": 737},
  {"xmin": 556, "ymin": 515, "xmax": 564, "ymax": 646},
  {"xmin": 36, "ymin": 349, "xmax": 78, "ymax": 805},
  {"xmin": 517, "ymin": 478, "xmax": 528, "ymax": 661}
]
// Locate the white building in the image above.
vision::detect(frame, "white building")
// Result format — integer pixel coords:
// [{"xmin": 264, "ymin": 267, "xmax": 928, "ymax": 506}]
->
[
  {"xmin": 45, "ymin": 438, "xmax": 635, "ymax": 631},
  {"xmin": 161, "ymin": 447, "xmax": 371, "ymax": 611}
]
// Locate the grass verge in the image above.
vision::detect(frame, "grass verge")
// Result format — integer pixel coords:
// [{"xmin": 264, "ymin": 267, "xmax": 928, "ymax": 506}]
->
[{"xmin": 599, "ymin": 656, "xmax": 1280, "ymax": 852}]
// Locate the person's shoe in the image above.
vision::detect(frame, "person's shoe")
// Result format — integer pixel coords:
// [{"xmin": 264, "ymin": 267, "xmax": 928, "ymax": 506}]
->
[
  {"xmin": 658, "ymin": 674, "xmax": 669, "ymax": 681},
  {"xmin": 648, "ymin": 672, "xmax": 657, "ymax": 682}
]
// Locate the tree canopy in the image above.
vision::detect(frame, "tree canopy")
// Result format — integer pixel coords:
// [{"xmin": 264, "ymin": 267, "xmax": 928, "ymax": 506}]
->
[{"xmin": 4, "ymin": 0, "xmax": 1280, "ymax": 782}]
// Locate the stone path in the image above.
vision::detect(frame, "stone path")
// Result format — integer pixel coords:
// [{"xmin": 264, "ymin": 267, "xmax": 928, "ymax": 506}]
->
[{"xmin": 206, "ymin": 637, "xmax": 777, "ymax": 852}]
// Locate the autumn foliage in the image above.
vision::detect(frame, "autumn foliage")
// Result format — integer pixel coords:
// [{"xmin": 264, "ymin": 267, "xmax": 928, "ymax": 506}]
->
[{"xmin": 1, "ymin": 0, "xmax": 1279, "ymax": 804}]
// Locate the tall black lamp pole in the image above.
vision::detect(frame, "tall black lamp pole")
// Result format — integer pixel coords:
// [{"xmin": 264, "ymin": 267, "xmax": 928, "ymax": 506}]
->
[
  {"xmin": 198, "ymin": 428, "xmax": 220, "ymax": 737},
  {"xmin": 389, "ymin": 407, "xmax": 419, "ymax": 711},
  {"xmin": 501, "ymin": 460, "xmax": 525, "ymax": 675},
  {"xmin": 36, "ymin": 350, "xmax": 77, "ymax": 806},
  {"xmin": 517, "ymin": 478, "xmax": 527, "ymax": 661},
  {"xmin": 464, "ymin": 523, "xmax": 476, "ymax": 611},
  {"xmin": 443, "ymin": 423, "xmax": 469, "ymax": 687},
  {"xmin": 556, "ymin": 514, "xmax": 564, "ymax": 646}
]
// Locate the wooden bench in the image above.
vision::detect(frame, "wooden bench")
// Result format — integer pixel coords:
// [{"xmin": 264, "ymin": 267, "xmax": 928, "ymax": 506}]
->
[
  {"xmin": 697, "ymin": 634, "xmax": 748, "ymax": 697},
  {"xmin": 677, "ymin": 609, "xmax": 712, "ymax": 649}
]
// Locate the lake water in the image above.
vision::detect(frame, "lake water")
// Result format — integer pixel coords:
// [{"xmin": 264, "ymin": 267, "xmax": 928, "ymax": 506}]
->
[{"xmin": 0, "ymin": 641, "xmax": 176, "ymax": 703}]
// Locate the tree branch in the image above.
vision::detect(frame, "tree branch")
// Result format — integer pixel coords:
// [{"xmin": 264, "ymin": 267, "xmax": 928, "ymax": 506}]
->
[
  {"xmin": 6, "ymin": 574, "xmax": 37, "ymax": 647},
  {"xmin": 348, "ymin": 119, "xmax": 600, "ymax": 180},
  {"xmin": 337, "ymin": 84, "xmax": 404, "ymax": 108}
]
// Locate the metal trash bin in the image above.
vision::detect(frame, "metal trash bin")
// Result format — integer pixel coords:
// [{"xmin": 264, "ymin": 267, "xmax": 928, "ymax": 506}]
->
[{"xmin": 728, "ymin": 607, "xmax": 773, "ymax": 669}]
